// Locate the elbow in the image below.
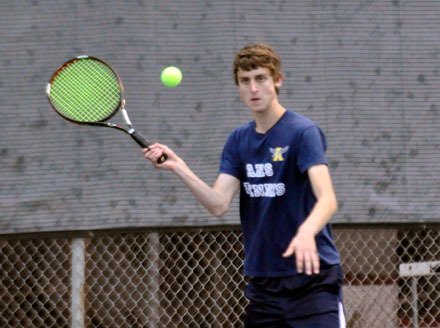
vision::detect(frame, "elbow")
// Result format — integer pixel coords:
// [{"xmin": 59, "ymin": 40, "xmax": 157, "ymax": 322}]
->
[
  {"xmin": 317, "ymin": 192, "xmax": 338, "ymax": 217},
  {"xmin": 322, "ymin": 192, "xmax": 338, "ymax": 218},
  {"xmin": 331, "ymin": 195, "xmax": 338, "ymax": 216},
  {"xmin": 332, "ymin": 203, "xmax": 338, "ymax": 217},
  {"xmin": 209, "ymin": 203, "xmax": 229, "ymax": 218}
]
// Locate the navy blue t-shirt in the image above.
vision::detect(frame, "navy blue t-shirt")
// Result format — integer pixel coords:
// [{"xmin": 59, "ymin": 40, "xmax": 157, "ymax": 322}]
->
[{"xmin": 220, "ymin": 110, "xmax": 340, "ymax": 277}]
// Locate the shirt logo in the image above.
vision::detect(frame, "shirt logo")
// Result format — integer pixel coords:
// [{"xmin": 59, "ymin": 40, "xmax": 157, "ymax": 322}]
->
[{"xmin": 270, "ymin": 146, "xmax": 289, "ymax": 162}]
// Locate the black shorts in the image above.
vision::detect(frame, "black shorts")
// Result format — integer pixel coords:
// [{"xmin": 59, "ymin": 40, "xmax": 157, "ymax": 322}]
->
[{"xmin": 244, "ymin": 264, "xmax": 346, "ymax": 328}]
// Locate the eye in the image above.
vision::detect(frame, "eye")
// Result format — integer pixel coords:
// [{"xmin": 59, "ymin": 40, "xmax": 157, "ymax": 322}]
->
[
  {"xmin": 240, "ymin": 77, "xmax": 250, "ymax": 84},
  {"xmin": 256, "ymin": 75, "xmax": 267, "ymax": 82}
]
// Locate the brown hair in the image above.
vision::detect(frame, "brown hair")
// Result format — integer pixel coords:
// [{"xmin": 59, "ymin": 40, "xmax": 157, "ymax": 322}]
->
[{"xmin": 233, "ymin": 43, "xmax": 282, "ymax": 93}]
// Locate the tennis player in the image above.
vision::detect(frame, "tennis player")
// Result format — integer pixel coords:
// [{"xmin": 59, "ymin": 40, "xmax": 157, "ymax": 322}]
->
[{"xmin": 144, "ymin": 43, "xmax": 346, "ymax": 327}]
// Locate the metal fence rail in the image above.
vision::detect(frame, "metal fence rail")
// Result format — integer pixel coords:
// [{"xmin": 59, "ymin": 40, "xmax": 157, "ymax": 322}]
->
[{"xmin": 1, "ymin": 225, "xmax": 439, "ymax": 328}]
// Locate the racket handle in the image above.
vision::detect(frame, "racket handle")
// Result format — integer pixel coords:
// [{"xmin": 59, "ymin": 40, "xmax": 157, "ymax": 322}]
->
[{"xmin": 130, "ymin": 130, "xmax": 167, "ymax": 164}]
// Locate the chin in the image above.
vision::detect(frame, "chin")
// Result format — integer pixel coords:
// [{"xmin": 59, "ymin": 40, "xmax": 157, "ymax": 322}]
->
[
  {"xmin": 247, "ymin": 100, "xmax": 263, "ymax": 110},
  {"xmin": 249, "ymin": 105, "xmax": 268, "ymax": 113}
]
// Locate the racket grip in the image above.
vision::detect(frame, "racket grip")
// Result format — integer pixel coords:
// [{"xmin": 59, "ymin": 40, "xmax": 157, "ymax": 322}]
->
[{"xmin": 130, "ymin": 130, "xmax": 167, "ymax": 164}]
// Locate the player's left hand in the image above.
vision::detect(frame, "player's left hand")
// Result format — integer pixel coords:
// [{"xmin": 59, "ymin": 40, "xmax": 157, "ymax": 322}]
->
[{"xmin": 282, "ymin": 225, "xmax": 320, "ymax": 275}]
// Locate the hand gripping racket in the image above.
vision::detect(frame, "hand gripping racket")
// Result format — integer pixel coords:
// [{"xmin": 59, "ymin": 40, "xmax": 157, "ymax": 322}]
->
[{"xmin": 46, "ymin": 55, "xmax": 167, "ymax": 163}]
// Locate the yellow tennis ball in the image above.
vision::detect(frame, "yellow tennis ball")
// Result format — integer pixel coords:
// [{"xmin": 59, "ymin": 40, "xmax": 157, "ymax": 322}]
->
[{"xmin": 161, "ymin": 66, "xmax": 182, "ymax": 88}]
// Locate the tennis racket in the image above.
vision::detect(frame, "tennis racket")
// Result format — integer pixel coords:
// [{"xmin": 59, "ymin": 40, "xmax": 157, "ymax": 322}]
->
[{"xmin": 46, "ymin": 55, "xmax": 167, "ymax": 163}]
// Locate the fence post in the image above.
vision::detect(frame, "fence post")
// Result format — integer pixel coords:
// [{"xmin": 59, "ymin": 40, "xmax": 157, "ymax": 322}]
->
[
  {"xmin": 399, "ymin": 261, "xmax": 440, "ymax": 328},
  {"xmin": 71, "ymin": 238, "xmax": 86, "ymax": 328}
]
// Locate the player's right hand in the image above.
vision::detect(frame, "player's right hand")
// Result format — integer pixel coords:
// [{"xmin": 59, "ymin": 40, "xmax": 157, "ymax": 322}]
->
[{"xmin": 142, "ymin": 143, "xmax": 177, "ymax": 170}]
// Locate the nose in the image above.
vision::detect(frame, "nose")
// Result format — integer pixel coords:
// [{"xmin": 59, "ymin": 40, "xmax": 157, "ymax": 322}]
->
[{"xmin": 249, "ymin": 80, "xmax": 258, "ymax": 92}]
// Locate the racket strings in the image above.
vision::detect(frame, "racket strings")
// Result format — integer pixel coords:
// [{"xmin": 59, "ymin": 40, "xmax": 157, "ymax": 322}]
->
[{"xmin": 50, "ymin": 58, "xmax": 121, "ymax": 122}]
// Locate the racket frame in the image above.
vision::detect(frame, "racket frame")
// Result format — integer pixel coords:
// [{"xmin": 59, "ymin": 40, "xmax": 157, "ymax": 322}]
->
[{"xmin": 46, "ymin": 55, "xmax": 167, "ymax": 162}]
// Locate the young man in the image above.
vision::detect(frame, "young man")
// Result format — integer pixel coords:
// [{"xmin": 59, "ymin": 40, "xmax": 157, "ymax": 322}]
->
[{"xmin": 143, "ymin": 43, "xmax": 345, "ymax": 327}]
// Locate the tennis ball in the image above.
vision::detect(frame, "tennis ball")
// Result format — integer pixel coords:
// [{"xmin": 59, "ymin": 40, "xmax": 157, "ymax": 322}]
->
[{"xmin": 161, "ymin": 66, "xmax": 182, "ymax": 88}]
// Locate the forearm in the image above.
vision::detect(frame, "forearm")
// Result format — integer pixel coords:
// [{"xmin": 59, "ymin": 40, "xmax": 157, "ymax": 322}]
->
[
  {"xmin": 300, "ymin": 193, "xmax": 338, "ymax": 236},
  {"xmin": 172, "ymin": 161, "xmax": 230, "ymax": 217},
  {"xmin": 143, "ymin": 143, "xmax": 238, "ymax": 217},
  {"xmin": 298, "ymin": 164, "xmax": 338, "ymax": 236}
]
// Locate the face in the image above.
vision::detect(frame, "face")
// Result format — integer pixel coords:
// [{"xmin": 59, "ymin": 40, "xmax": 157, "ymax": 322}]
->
[{"xmin": 237, "ymin": 67, "xmax": 282, "ymax": 113}]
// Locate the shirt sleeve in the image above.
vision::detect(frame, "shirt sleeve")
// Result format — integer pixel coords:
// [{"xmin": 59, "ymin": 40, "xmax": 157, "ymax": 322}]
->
[
  {"xmin": 219, "ymin": 131, "xmax": 242, "ymax": 179},
  {"xmin": 296, "ymin": 125, "xmax": 328, "ymax": 174}
]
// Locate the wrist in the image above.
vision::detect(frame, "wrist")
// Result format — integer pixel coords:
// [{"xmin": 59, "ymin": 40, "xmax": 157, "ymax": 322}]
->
[{"xmin": 298, "ymin": 222, "xmax": 319, "ymax": 236}]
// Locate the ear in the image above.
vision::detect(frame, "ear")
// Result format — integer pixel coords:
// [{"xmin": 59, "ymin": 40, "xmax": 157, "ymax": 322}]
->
[{"xmin": 274, "ymin": 73, "xmax": 283, "ymax": 88}]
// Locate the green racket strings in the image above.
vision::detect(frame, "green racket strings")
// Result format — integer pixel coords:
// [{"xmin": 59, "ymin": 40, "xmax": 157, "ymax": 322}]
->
[{"xmin": 50, "ymin": 58, "xmax": 121, "ymax": 122}]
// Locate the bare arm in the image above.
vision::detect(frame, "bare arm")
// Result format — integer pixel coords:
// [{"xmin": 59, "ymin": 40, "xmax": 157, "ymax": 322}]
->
[
  {"xmin": 143, "ymin": 143, "xmax": 240, "ymax": 217},
  {"xmin": 283, "ymin": 164, "xmax": 338, "ymax": 274}
]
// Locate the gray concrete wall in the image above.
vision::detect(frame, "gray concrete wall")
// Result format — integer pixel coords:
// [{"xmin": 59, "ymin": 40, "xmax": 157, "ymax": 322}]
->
[{"xmin": 1, "ymin": 0, "xmax": 439, "ymax": 234}]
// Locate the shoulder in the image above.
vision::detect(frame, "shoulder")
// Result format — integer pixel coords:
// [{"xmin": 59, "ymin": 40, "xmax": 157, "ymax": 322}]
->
[
  {"xmin": 227, "ymin": 121, "xmax": 254, "ymax": 139},
  {"xmin": 284, "ymin": 110, "xmax": 319, "ymax": 131},
  {"xmin": 279, "ymin": 111, "xmax": 324, "ymax": 143}
]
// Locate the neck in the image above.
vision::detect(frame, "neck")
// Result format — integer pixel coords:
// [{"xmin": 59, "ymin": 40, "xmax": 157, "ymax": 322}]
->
[{"xmin": 254, "ymin": 103, "xmax": 286, "ymax": 134}]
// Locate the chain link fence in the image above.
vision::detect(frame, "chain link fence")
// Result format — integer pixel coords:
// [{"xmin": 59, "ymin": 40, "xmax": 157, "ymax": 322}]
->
[{"xmin": 1, "ymin": 225, "xmax": 439, "ymax": 328}]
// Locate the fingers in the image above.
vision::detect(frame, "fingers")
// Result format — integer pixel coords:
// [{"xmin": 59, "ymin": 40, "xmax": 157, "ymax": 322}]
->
[
  {"xmin": 298, "ymin": 250, "xmax": 320, "ymax": 275},
  {"xmin": 142, "ymin": 143, "xmax": 168, "ymax": 165},
  {"xmin": 282, "ymin": 244, "xmax": 295, "ymax": 258},
  {"xmin": 283, "ymin": 239, "xmax": 320, "ymax": 275}
]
